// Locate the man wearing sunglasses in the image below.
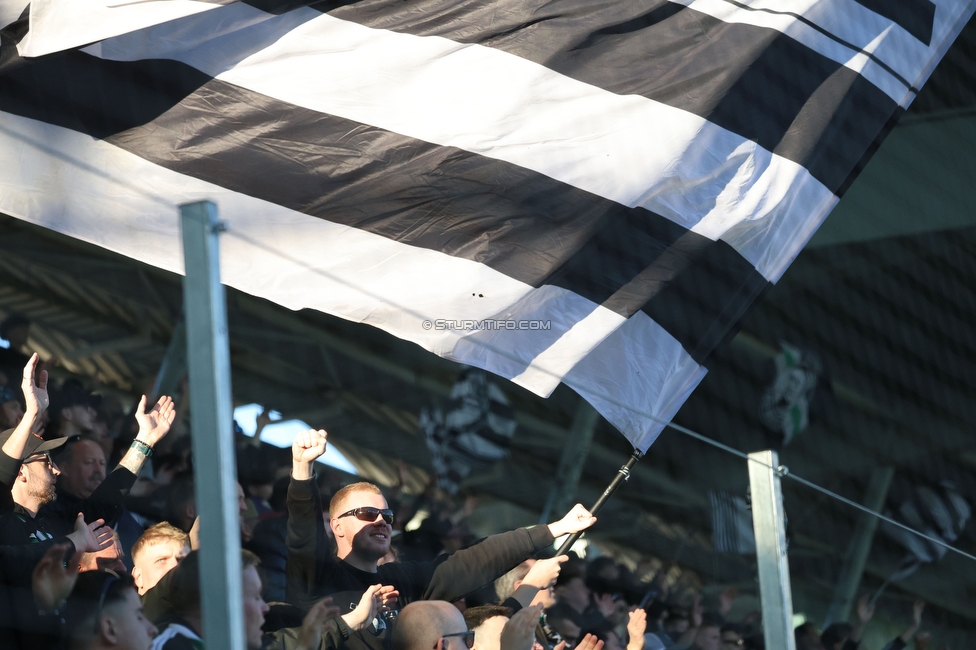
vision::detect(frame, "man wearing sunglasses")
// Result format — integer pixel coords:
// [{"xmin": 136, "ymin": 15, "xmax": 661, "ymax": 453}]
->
[{"xmin": 287, "ymin": 429, "xmax": 597, "ymax": 634}]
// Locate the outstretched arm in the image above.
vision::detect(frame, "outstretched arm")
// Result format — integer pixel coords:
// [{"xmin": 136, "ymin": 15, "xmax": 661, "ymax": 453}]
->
[
  {"xmin": 547, "ymin": 504, "xmax": 597, "ymax": 538},
  {"xmin": 424, "ymin": 503, "xmax": 592, "ymax": 603}
]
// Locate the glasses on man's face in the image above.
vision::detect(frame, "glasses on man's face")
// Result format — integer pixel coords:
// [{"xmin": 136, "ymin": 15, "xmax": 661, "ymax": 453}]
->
[
  {"xmin": 25, "ymin": 453, "xmax": 56, "ymax": 469},
  {"xmin": 338, "ymin": 506, "xmax": 394, "ymax": 525},
  {"xmin": 436, "ymin": 631, "xmax": 475, "ymax": 649},
  {"xmin": 722, "ymin": 638, "xmax": 744, "ymax": 647}
]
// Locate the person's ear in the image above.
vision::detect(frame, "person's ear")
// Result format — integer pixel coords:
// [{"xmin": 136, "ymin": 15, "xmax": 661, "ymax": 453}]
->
[
  {"xmin": 331, "ymin": 517, "xmax": 343, "ymax": 539},
  {"xmin": 100, "ymin": 616, "xmax": 119, "ymax": 643},
  {"xmin": 132, "ymin": 566, "xmax": 143, "ymax": 591},
  {"xmin": 16, "ymin": 465, "xmax": 28, "ymax": 483},
  {"xmin": 513, "ymin": 579, "xmax": 523, "ymax": 590},
  {"xmin": 61, "ymin": 406, "xmax": 74, "ymax": 423}
]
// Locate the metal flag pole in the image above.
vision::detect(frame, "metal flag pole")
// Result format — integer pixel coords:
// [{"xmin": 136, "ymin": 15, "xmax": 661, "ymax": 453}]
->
[{"xmin": 554, "ymin": 449, "xmax": 644, "ymax": 556}]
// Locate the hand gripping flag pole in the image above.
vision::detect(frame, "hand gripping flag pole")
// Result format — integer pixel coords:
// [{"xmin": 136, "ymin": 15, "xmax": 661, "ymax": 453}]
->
[{"xmin": 554, "ymin": 449, "xmax": 644, "ymax": 556}]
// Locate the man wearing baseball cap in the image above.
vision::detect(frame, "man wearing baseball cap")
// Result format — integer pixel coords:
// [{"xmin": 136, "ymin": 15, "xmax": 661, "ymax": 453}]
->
[
  {"xmin": 0, "ymin": 354, "xmax": 178, "ymax": 547},
  {"xmin": 0, "ymin": 356, "xmax": 116, "ymax": 545}
]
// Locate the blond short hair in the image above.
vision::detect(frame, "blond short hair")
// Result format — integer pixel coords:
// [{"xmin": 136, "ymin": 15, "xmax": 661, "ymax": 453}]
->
[
  {"xmin": 131, "ymin": 522, "xmax": 190, "ymax": 565},
  {"xmin": 329, "ymin": 481, "xmax": 383, "ymax": 519}
]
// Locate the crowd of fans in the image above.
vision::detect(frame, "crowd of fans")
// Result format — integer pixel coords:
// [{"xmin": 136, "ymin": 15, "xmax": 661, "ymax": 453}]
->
[{"xmin": 0, "ymin": 314, "xmax": 954, "ymax": 649}]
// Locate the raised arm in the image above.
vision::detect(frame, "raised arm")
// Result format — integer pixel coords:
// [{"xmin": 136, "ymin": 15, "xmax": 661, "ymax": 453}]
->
[
  {"xmin": 286, "ymin": 429, "xmax": 336, "ymax": 610},
  {"xmin": 1, "ymin": 353, "xmax": 49, "ymax": 463},
  {"xmin": 77, "ymin": 395, "xmax": 176, "ymax": 525},
  {"xmin": 117, "ymin": 394, "xmax": 176, "ymax": 475}
]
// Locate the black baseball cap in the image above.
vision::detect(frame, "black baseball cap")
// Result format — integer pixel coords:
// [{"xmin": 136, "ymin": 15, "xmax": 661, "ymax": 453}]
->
[{"xmin": 0, "ymin": 427, "xmax": 69, "ymax": 461}]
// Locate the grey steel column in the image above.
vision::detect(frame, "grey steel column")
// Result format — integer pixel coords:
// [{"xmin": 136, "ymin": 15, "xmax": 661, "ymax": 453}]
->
[
  {"xmin": 540, "ymin": 400, "xmax": 600, "ymax": 523},
  {"xmin": 748, "ymin": 450, "xmax": 796, "ymax": 650},
  {"xmin": 823, "ymin": 466, "xmax": 894, "ymax": 626},
  {"xmin": 180, "ymin": 201, "xmax": 244, "ymax": 649}
]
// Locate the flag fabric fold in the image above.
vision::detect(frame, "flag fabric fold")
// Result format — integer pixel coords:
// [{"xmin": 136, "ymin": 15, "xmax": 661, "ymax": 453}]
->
[{"xmin": 1, "ymin": 0, "xmax": 973, "ymax": 451}]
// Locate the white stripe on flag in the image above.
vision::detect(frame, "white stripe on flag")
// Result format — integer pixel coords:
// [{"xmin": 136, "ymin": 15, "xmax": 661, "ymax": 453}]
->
[
  {"xmin": 17, "ymin": 0, "xmax": 224, "ymax": 57},
  {"xmin": 673, "ymin": 0, "xmax": 976, "ymax": 105},
  {"xmin": 84, "ymin": 4, "xmax": 836, "ymax": 282},
  {"xmin": 0, "ymin": 109, "xmax": 700, "ymax": 451}
]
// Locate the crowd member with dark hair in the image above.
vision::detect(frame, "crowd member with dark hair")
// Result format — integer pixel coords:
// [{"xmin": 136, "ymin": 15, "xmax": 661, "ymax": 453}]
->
[
  {"xmin": 49, "ymin": 380, "xmax": 101, "ymax": 440},
  {"xmin": 819, "ymin": 596, "xmax": 874, "ymax": 650},
  {"xmin": 549, "ymin": 558, "xmax": 605, "ymax": 632},
  {"xmin": 463, "ymin": 604, "xmax": 513, "ymax": 650},
  {"xmin": 0, "ymin": 383, "xmax": 24, "ymax": 430},
  {"xmin": 63, "ymin": 571, "xmax": 158, "ymax": 650},
  {"xmin": 794, "ymin": 622, "xmax": 823, "ymax": 650},
  {"xmin": 0, "ymin": 313, "xmax": 32, "ymax": 384},
  {"xmin": 248, "ymin": 475, "xmax": 292, "ymax": 602},
  {"xmin": 878, "ymin": 601, "xmax": 925, "ymax": 650},
  {"xmin": 285, "ymin": 428, "xmax": 596, "ymax": 626},
  {"xmin": 672, "ymin": 621, "xmax": 720, "ymax": 650}
]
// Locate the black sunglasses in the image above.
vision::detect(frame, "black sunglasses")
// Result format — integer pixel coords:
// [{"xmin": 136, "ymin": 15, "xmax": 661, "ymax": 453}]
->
[
  {"xmin": 437, "ymin": 631, "xmax": 475, "ymax": 649},
  {"xmin": 338, "ymin": 506, "xmax": 394, "ymax": 525}
]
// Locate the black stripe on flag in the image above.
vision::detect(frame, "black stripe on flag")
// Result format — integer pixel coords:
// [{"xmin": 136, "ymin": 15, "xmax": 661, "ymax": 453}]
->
[
  {"xmin": 0, "ymin": 49, "xmax": 768, "ymax": 365},
  {"xmin": 314, "ymin": 0, "xmax": 901, "ymax": 194},
  {"xmin": 852, "ymin": 0, "xmax": 936, "ymax": 45}
]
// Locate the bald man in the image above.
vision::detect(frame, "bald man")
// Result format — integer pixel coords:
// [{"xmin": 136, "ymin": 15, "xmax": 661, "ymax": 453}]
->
[{"xmin": 393, "ymin": 601, "xmax": 472, "ymax": 650}]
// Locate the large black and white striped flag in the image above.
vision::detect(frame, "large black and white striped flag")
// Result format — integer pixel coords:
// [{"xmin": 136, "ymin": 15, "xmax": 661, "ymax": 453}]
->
[{"xmin": 2, "ymin": 0, "xmax": 973, "ymax": 452}]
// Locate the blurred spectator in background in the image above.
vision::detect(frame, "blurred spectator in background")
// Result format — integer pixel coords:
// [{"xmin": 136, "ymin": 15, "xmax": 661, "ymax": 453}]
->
[
  {"xmin": 0, "ymin": 314, "xmax": 32, "ymax": 385},
  {"xmin": 0, "ymin": 384, "xmax": 24, "ymax": 429},
  {"xmin": 795, "ymin": 622, "xmax": 824, "ymax": 650}
]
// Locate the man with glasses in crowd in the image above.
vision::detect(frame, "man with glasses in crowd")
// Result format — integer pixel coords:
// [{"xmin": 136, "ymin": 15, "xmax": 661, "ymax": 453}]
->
[{"xmin": 286, "ymin": 429, "xmax": 597, "ymax": 624}]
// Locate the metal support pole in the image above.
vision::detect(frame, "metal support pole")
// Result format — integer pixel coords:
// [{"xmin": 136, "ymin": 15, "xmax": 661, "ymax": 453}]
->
[
  {"xmin": 748, "ymin": 450, "xmax": 795, "ymax": 650},
  {"xmin": 180, "ymin": 201, "xmax": 244, "ymax": 649},
  {"xmin": 823, "ymin": 466, "xmax": 894, "ymax": 627},
  {"xmin": 540, "ymin": 401, "xmax": 601, "ymax": 523},
  {"xmin": 555, "ymin": 448, "xmax": 643, "ymax": 556},
  {"xmin": 150, "ymin": 317, "xmax": 187, "ymax": 401}
]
